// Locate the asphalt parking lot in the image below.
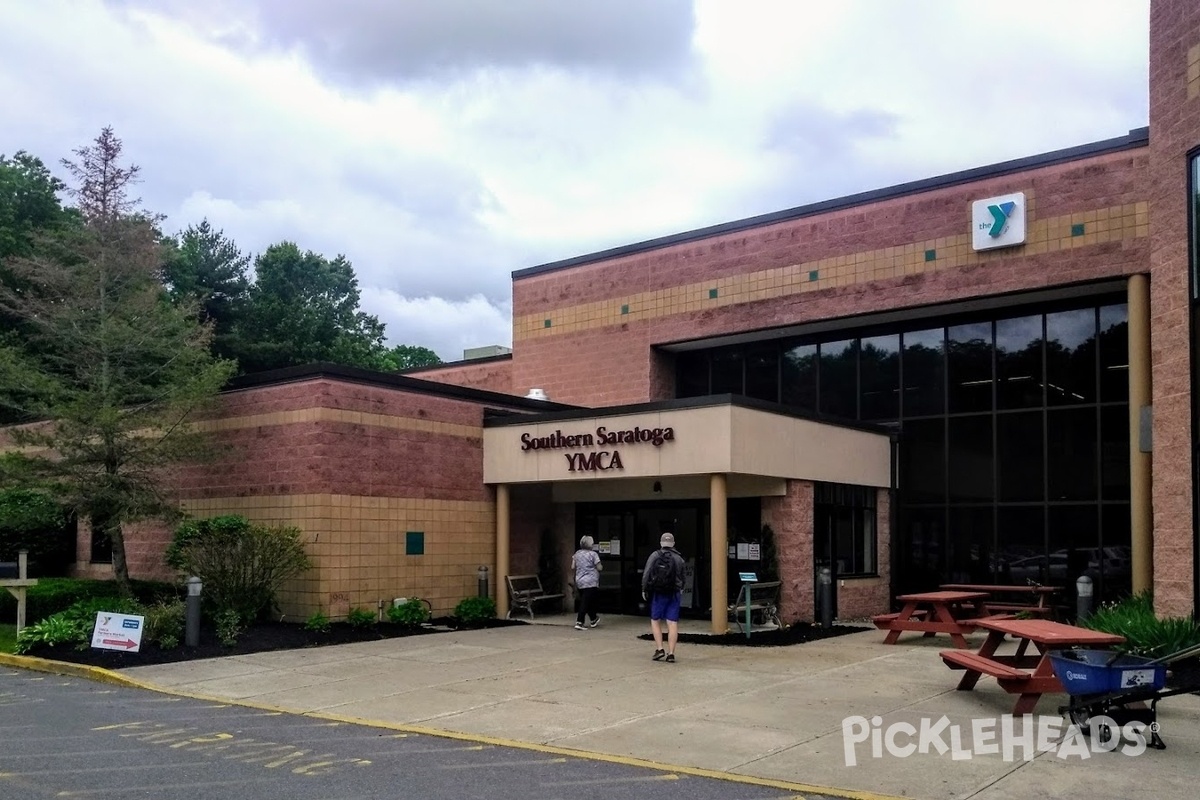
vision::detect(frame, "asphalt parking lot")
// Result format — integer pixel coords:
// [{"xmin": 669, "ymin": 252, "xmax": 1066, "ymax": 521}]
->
[{"xmin": 0, "ymin": 669, "xmax": 812, "ymax": 800}]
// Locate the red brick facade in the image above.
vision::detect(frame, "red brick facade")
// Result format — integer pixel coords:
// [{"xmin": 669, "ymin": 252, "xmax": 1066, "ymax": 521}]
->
[{"xmin": 1148, "ymin": 0, "xmax": 1200, "ymax": 616}]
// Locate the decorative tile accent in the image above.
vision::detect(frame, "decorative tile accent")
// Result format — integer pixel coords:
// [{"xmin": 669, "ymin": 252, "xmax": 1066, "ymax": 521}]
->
[
  {"xmin": 621, "ymin": 304, "xmax": 629, "ymax": 315},
  {"xmin": 511, "ymin": 201, "xmax": 1149, "ymax": 341},
  {"xmin": 406, "ymin": 531, "xmax": 424, "ymax": 555},
  {"xmin": 544, "ymin": 319, "xmax": 552, "ymax": 328},
  {"xmin": 708, "ymin": 288, "xmax": 719, "ymax": 299},
  {"xmin": 196, "ymin": 407, "xmax": 482, "ymax": 440},
  {"xmin": 924, "ymin": 249, "xmax": 937, "ymax": 262},
  {"xmin": 1071, "ymin": 223, "xmax": 1086, "ymax": 237}
]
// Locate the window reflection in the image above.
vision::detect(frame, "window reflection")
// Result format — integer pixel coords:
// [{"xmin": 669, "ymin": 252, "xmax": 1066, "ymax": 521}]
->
[
  {"xmin": 781, "ymin": 343, "xmax": 817, "ymax": 412},
  {"xmin": 860, "ymin": 334, "xmax": 899, "ymax": 420},
  {"xmin": 710, "ymin": 348, "xmax": 743, "ymax": 395},
  {"xmin": 996, "ymin": 315, "xmax": 1043, "ymax": 409},
  {"xmin": 1046, "ymin": 308, "xmax": 1097, "ymax": 405},
  {"xmin": 1098, "ymin": 304, "xmax": 1129, "ymax": 402},
  {"xmin": 948, "ymin": 322, "xmax": 993, "ymax": 413},
  {"xmin": 820, "ymin": 339, "xmax": 857, "ymax": 419},
  {"xmin": 745, "ymin": 345, "xmax": 779, "ymax": 402},
  {"xmin": 903, "ymin": 328, "xmax": 945, "ymax": 417}
]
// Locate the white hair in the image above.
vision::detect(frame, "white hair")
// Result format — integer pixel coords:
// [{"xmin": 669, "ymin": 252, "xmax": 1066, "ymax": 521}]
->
[{"xmin": 579, "ymin": 535, "xmax": 594, "ymax": 549}]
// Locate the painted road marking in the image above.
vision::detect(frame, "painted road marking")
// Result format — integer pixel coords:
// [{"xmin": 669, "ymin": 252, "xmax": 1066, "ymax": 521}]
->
[
  {"xmin": 55, "ymin": 777, "xmax": 279, "ymax": 797},
  {"xmin": 5, "ymin": 761, "xmax": 201, "ymax": 776},
  {"xmin": 442, "ymin": 757, "xmax": 569, "ymax": 769},
  {"xmin": 544, "ymin": 774, "xmax": 682, "ymax": 786}
]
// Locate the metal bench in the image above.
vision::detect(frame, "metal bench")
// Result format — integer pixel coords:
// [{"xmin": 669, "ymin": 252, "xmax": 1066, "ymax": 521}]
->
[
  {"xmin": 505, "ymin": 574, "xmax": 564, "ymax": 620},
  {"xmin": 728, "ymin": 581, "xmax": 782, "ymax": 633}
]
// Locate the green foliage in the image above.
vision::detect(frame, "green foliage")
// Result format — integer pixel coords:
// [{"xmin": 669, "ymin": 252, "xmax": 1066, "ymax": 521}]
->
[
  {"xmin": 227, "ymin": 241, "xmax": 387, "ymax": 373},
  {"xmin": 0, "ymin": 150, "xmax": 74, "ymax": 262},
  {"xmin": 165, "ymin": 515, "xmax": 310, "ymax": 622},
  {"xmin": 0, "ymin": 128, "xmax": 236, "ymax": 595},
  {"xmin": 215, "ymin": 608, "xmax": 243, "ymax": 647},
  {"xmin": 453, "ymin": 596, "xmax": 496, "ymax": 625},
  {"xmin": 1083, "ymin": 591, "xmax": 1200, "ymax": 658},
  {"xmin": 161, "ymin": 220, "xmax": 250, "ymax": 363},
  {"xmin": 387, "ymin": 598, "xmax": 430, "ymax": 627},
  {"xmin": 346, "ymin": 606, "xmax": 376, "ymax": 628},
  {"xmin": 0, "ymin": 488, "xmax": 74, "ymax": 574},
  {"xmin": 0, "ymin": 577, "xmax": 179, "ymax": 624},
  {"xmin": 143, "ymin": 600, "xmax": 185, "ymax": 649},
  {"xmin": 0, "ymin": 623, "xmax": 15, "ymax": 654},
  {"xmin": 304, "ymin": 612, "xmax": 331, "ymax": 633},
  {"xmin": 373, "ymin": 345, "xmax": 443, "ymax": 372}
]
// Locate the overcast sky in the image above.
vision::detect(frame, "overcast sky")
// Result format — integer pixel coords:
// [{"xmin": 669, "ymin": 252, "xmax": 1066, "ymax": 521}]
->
[{"xmin": 0, "ymin": 1, "xmax": 1150, "ymax": 362}]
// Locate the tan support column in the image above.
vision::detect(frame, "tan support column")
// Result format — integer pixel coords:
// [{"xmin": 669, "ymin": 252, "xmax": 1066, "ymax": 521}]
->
[
  {"xmin": 710, "ymin": 473, "xmax": 728, "ymax": 634},
  {"xmin": 496, "ymin": 484, "xmax": 511, "ymax": 618},
  {"xmin": 1128, "ymin": 274, "xmax": 1153, "ymax": 595}
]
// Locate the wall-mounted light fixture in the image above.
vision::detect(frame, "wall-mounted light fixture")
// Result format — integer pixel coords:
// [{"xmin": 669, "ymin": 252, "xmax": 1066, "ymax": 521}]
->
[{"xmin": 652, "ymin": 481, "xmax": 662, "ymax": 494}]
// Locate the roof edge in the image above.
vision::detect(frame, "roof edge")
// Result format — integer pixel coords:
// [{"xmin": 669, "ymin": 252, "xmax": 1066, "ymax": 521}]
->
[
  {"xmin": 224, "ymin": 362, "xmax": 576, "ymax": 412},
  {"xmin": 513, "ymin": 127, "xmax": 1149, "ymax": 280}
]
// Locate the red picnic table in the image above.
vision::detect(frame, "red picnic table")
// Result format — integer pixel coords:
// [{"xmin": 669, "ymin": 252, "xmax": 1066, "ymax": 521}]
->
[
  {"xmin": 939, "ymin": 617, "xmax": 1125, "ymax": 715},
  {"xmin": 872, "ymin": 590, "xmax": 990, "ymax": 649},
  {"xmin": 939, "ymin": 583, "xmax": 1062, "ymax": 617}
]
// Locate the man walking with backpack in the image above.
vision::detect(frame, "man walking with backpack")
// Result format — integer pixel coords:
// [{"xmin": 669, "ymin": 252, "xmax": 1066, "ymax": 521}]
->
[{"xmin": 642, "ymin": 532, "xmax": 685, "ymax": 663}]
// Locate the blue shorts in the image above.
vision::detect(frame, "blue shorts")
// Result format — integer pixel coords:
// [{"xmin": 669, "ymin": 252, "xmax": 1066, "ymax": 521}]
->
[{"xmin": 649, "ymin": 592, "xmax": 681, "ymax": 622}]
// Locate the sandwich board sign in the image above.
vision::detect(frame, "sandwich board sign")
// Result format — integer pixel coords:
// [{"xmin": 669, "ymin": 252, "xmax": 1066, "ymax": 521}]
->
[{"xmin": 91, "ymin": 612, "xmax": 145, "ymax": 652}]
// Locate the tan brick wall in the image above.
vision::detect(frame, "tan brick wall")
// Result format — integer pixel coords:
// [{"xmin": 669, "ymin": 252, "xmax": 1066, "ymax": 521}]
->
[
  {"xmin": 1148, "ymin": 0, "xmax": 1200, "ymax": 616},
  {"xmin": 181, "ymin": 494, "xmax": 494, "ymax": 619}
]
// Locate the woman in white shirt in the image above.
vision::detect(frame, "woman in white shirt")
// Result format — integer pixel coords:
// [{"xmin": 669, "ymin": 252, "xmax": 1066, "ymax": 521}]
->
[{"xmin": 571, "ymin": 536, "xmax": 602, "ymax": 630}]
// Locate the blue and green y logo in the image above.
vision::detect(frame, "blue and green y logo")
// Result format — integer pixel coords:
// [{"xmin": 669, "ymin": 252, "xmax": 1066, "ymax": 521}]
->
[{"xmin": 986, "ymin": 200, "xmax": 1017, "ymax": 237}]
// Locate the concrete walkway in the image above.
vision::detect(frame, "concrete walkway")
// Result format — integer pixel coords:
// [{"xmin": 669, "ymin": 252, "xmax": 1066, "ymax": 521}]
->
[{"xmin": 118, "ymin": 614, "xmax": 1200, "ymax": 800}]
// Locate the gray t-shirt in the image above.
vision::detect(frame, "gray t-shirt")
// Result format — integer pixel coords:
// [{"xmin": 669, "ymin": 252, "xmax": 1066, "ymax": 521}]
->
[{"xmin": 572, "ymin": 549, "xmax": 602, "ymax": 589}]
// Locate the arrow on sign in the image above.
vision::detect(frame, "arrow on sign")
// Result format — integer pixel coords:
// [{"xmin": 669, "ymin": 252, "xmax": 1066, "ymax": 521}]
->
[{"xmin": 100, "ymin": 638, "xmax": 138, "ymax": 650}]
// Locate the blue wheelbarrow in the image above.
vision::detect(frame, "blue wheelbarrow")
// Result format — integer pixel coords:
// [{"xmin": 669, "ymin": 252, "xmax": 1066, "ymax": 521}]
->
[{"xmin": 1049, "ymin": 642, "xmax": 1200, "ymax": 750}]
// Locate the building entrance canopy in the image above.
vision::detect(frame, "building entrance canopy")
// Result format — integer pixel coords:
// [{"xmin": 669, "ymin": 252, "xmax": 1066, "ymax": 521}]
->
[{"xmin": 483, "ymin": 395, "xmax": 892, "ymax": 490}]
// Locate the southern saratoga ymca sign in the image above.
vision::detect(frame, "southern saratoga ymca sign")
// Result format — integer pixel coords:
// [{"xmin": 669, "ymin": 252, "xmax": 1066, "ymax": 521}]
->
[{"xmin": 520, "ymin": 425, "xmax": 675, "ymax": 472}]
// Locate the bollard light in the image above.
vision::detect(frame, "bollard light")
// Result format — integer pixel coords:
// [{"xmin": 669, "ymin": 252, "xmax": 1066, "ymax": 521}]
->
[
  {"xmin": 477, "ymin": 565, "xmax": 489, "ymax": 598},
  {"xmin": 1075, "ymin": 575, "xmax": 1094, "ymax": 623},
  {"xmin": 185, "ymin": 576, "xmax": 202, "ymax": 647},
  {"xmin": 818, "ymin": 567, "xmax": 834, "ymax": 630}
]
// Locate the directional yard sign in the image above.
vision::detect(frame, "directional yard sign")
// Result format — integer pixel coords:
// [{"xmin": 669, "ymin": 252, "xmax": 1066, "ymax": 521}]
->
[{"xmin": 91, "ymin": 612, "xmax": 145, "ymax": 652}]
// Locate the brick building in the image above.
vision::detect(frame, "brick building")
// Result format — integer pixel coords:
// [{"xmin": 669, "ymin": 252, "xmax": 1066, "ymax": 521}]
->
[{"xmin": 32, "ymin": 0, "xmax": 1200, "ymax": 628}]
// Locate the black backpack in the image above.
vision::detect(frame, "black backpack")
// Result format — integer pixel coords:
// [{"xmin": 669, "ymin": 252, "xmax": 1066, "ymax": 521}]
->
[{"xmin": 648, "ymin": 549, "xmax": 678, "ymax": 593}]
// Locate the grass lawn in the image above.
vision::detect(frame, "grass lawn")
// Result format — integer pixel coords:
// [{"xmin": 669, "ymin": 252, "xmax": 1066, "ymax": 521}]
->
[{"xmin": 0, "ymin": 623, "xmax": 17, "ymax": 654}]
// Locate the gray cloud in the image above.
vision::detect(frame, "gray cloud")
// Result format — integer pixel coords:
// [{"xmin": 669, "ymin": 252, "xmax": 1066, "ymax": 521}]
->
[{"xmin": 109, "ymin": 0, "xmax": 698, "ymax": 85}]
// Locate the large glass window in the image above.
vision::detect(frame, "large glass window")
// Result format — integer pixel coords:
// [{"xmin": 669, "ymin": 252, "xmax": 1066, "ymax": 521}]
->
[
  {"xmin": 671, "ymin": 296, "xmax": 1131, "ymax": 601},
  {"xmin": 948, "ymin": 322, "xmax": 993, "ymax": 413},
  {"xmin": 860, "ymin": 334, "xmax": 900, "ymax": 420},
  {"xmin": 781, "ymin": 343, "xmax": 817, "ymax": 412},
  {"xmin": 820, "ymin": 339, "xmax": 857, "ymax": 419},
  {"xmin": 996, "ymin": 315, "xmax": 1043, "ymax": 409},
  {"xmin": 903, "ymin": 328, "xmax": 945, "ymax": 417}
]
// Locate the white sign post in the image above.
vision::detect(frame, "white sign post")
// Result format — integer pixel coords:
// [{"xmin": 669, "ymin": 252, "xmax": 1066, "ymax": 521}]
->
[{"xmin": 91, "ymin": 612, "xmax": 145, "ymax": 652}]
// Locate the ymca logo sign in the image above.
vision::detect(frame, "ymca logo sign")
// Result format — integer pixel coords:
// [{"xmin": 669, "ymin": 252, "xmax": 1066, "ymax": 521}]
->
[{"xmin": 971, "ymin": 192, "xmax": 1026, "ymax": 251}]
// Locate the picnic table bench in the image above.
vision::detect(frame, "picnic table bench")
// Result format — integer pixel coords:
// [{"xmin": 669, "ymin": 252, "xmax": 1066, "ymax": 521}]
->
[
  {"xmin": 873, "ymin": 590, "xmax": 1007, "ymax": 648},
  {"xmin": 727, "ymin": 580, "xmax": 782, "ymax": 633},
  {"xmin": 939, "ymin": 617, "xmax": 1125, "ymax": 715},
  {"xmin": 939, "ymin": 583, "xmax": 1060, "ymax": 618},
  {"xmin": 505, "ymin": 574, "xmax": 564, "ymax": 620}
]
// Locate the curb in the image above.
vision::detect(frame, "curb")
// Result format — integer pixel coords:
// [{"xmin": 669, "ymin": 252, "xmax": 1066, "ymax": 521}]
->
[{"xmin": 0, "ymin": 652, "xmax": 908, "ymax": 800}]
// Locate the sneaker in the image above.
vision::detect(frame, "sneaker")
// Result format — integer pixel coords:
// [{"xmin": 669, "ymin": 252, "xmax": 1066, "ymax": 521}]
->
[
  {"xmin": 574, "ymin": 623, "xmax": 585, "ymax": 630},
  {"xmin": 589, "ymin": 617, "xmax": 600, "ymax": 628},
  {"xmin": 652, "ymin": 649, "xmax": 666, "ymax": 661},
  {"xmin": 666, "ymin": 653, "xmax": 676, "ymax": 663}
]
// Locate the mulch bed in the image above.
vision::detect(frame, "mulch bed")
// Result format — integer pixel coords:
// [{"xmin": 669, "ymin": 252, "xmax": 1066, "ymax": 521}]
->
[
  {"xmin": 20, "ymin": 616, "xmax": 525, "ymax": 670},
  {"xmin": 638, "ymin": 622, "xmax": 870, "ymax": 647}
]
